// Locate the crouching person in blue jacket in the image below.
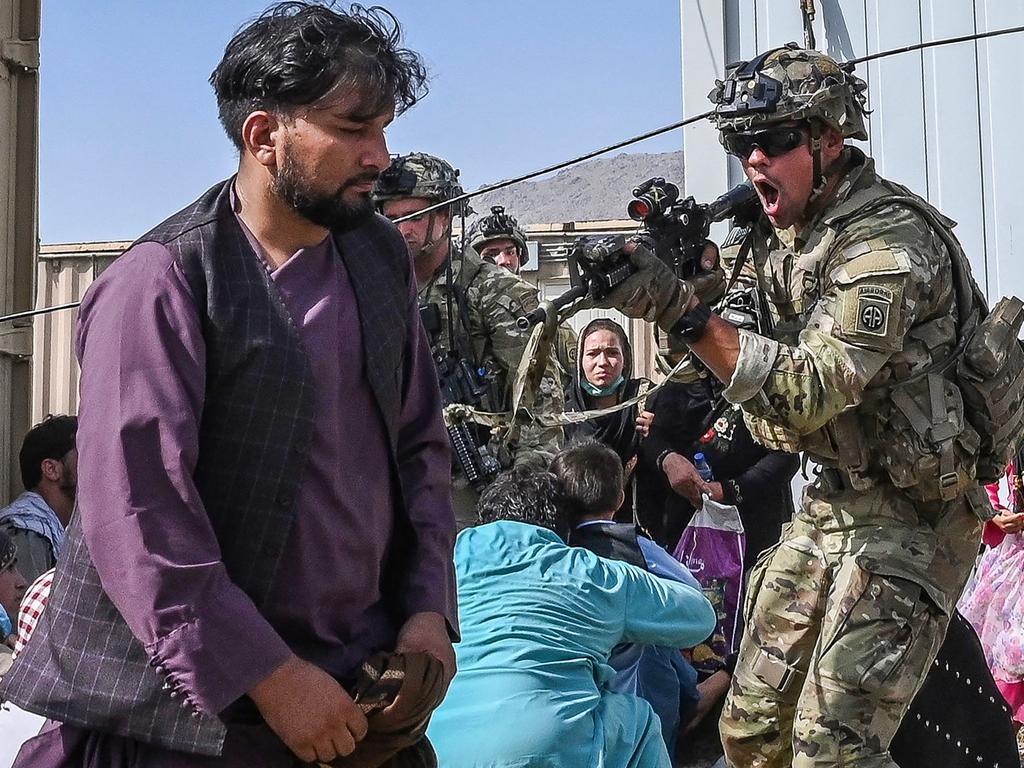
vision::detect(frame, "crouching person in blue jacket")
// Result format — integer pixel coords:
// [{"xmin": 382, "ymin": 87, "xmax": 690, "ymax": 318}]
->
[
  {"xmin": 555, "ymin": 438, "xmax": 711, "ymax": 755},
  {"xmin": 427, "ymin": 466, "xmax": 715, "ymax": 768}
]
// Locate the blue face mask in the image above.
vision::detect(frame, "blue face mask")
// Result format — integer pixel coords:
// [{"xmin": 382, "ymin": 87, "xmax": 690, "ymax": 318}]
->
[
  {"xmin": 0, "ymin": 603, "xmax": 12, "ymax": 639},
  {"xmin": 581, "ymin": 374, "xmax": 625, "ymax": 398}
]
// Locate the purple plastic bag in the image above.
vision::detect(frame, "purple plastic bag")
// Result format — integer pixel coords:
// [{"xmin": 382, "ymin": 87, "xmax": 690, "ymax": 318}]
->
[{"xmin": 673, "ymin": 497, "xmax": 746, "ymax": 674}]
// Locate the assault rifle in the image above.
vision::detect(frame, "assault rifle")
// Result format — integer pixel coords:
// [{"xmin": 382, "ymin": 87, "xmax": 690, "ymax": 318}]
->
[
  {"xmin": 628, "ymin": 178, "xmax": 760, "ymax": 278},
  {"xmin": 420, "ymin": 303, "xmax": 501, "ymax": 490},
  {"xmin": 516, "ymin": 180, "xmax": 759, "ymax": 330}
]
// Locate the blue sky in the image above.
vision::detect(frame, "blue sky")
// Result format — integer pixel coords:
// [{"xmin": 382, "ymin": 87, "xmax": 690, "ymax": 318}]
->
[{"xmin": 40, "ymin": 1, "xmax": 684, "ymax": 243}]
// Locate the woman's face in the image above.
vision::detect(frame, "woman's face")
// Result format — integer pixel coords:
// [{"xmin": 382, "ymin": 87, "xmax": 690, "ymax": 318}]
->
[{"xmin": 581, "ymin": 329, "xmax": 625, "ymax": 388}]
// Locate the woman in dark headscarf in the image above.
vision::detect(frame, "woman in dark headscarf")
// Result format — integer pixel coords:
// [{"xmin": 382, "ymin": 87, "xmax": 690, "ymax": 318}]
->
[
  {"xmin": 565, "ymin": 318, "xmax": 651, "ymax": 463},
  {"xmin": 565, "ymin": 319, "xmax": 653, "ymax": 517}
]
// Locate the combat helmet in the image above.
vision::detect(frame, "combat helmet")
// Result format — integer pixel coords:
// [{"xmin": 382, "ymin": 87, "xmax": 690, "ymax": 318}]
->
[
  {"xmin": 373, "ymin": 152, "xmax": 470, "ymax": 215},
  {"xmin": 468, "ymin": 206, "xmax": 529, "ymax": 268},
  {"xmin": 709, "ymin": 43, "xmax": 869, "ymax": 139}
]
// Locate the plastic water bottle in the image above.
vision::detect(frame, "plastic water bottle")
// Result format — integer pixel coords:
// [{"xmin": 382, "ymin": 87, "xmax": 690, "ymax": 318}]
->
[{"xmin": 694, "ymin": 452, "xmax": 714, "ymax": 482}]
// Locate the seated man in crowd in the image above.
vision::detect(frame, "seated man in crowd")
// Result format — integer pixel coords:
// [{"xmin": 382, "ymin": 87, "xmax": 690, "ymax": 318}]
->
[
  {"xmin": 427, "ymin": 467, "xmax": 715, "ymax": 768},
  {"xmin": 0, "ymin": 415, "xmax": 77, "ymax": 583},
  {"xmin": 554, "ymin": 439, "xmax": 708, "ymax": 756},
  {"xmin": 0, "ymin": 530, "xmax": 29, "ymax": 672}
]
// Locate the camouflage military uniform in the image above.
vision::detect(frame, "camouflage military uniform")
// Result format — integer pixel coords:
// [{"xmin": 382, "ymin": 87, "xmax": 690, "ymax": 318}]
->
[
  {"xmin": 691, "ymin": 47, "xmax": 988, "ymax": 767},
  {"xmin": 467, "ymin": 204, "xmax": 578, "ymax": 392},
  {"xmin": 376, "ymin": 154, "xmax": 564, "ymax": 528},
  {"xmin": 593, "ymin": 49, "xmax": 991, "ymax": 761},
  {"xmin": 716, "ymin": 148, "xmax": 985, "ymax": 768},
  {"xmin": 553, "ymin": 323, "xmax": 578, "ymax": 393},
  {"xmin": 419, "ymin": 246, "xmax": 564, "ymax": 470}
]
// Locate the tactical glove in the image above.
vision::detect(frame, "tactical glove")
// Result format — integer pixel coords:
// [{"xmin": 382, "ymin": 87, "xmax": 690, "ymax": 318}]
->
[
  {"xmin": 588, "ymin": 243, "xmax": 694, "ymax": 331},
  {"xmin": 691, "ymin": 245, "xmax": 727, "ymax": 305}
]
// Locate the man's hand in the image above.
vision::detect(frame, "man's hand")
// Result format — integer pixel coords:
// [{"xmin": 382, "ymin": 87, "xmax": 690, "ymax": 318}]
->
[
  {"xmin": 691, "ymin": 241, "xmax": 726, "ymax": 305},
  {"xmin": 635, "ymin": 409, "xmax": 655, "ymax": 437},
  {"xmin": 588, "ymin": 240, "xmax": 726, "ymax": 332},
  {"xmin": 395, "ymin": 611, "xmax": 456, "ymax": 689},
  {"xmin": 992, "ymin": 508, "xmax": 1024, "ymax": 535},
  {"xmin": 705, "ymin": 481, "xmax": 726, "ymax": 504},
  {"xmin": 662, "ymin": 452, "xmax": 709, "ymax": 507},
  {"xmin": 249, "ymin": 654, "xmax": 368, "ymax": 764}
]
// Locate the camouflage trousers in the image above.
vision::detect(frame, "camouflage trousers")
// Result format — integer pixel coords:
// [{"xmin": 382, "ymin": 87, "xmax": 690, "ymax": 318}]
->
[{"xmin": 720, "ymin": 480, "xmax": 981, "ymax": 767}]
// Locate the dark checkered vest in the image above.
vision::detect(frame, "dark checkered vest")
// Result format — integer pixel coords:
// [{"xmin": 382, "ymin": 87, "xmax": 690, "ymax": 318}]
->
[{"xmin": 0, "ymin": 179, "xmax": 414, "ymax": 755}]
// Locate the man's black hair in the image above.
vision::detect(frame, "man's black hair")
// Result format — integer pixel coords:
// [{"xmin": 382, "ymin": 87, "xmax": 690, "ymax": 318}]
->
[
  {"xmin": 20, "ymin": 414, "xmax": 77, "ymax": 490},
  {"xmin": 550, "ymin": 439, "xmax": 624, "ymax": 524},
  {"xmin": 210, "ymin": 2, "xmax": 428, "ymax": 151},
  {"xmin": 476, "ymin": 468, "xmax": 566, "ymax": 536}
]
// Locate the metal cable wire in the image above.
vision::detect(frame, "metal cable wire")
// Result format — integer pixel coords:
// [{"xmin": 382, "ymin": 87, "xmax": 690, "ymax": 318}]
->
[
  {"xmin": 390, "ymin": 111, "xmax": 715, "ymax": 224},
  {"xmin": 7, "ymin": 24, "xmax": 1024, "ymax": 325},
  {"xmin": 0, "ymin": 300, "xmax": 82, "ymax": 323},
  {"xmin": 844, "ymin": 24, "xmax": 1024, "ymax": 67}
]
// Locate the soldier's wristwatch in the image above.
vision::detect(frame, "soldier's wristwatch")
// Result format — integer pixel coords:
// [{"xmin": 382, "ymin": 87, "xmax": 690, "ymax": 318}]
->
[{"xmin": 668, "ymin": 300, "xmax": 712, "ymax": 344}]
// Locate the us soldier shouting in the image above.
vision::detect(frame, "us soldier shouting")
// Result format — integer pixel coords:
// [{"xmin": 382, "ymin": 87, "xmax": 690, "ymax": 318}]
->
[
  {"xmin": 593, "ymin": 45, "xmax": 990, "ymax": 767},
  {"xmin": 375, "ymin": 155, "xmax": 563, "ymax": 529}
]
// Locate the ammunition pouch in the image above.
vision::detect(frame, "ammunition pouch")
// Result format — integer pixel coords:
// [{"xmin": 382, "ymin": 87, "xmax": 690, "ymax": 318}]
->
[
  {"xmin": 872, "ymin": 372, "xmax": 979, "ymax": 503},
  {"xmin": 742, "ymin": 409, "xmax": 803, "ymax": 454}
]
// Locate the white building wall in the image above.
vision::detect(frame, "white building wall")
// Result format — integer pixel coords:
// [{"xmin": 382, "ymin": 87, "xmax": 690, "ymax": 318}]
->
[{"xmin": 680, "ymin": 0, "xmax": 1024, "ymax": 302}]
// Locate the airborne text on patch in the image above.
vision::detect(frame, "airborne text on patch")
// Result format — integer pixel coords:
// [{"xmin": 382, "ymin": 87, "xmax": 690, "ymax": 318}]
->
[{"xmin": 855, "ymin": 285, "xmax": 893, "ymax": 337}]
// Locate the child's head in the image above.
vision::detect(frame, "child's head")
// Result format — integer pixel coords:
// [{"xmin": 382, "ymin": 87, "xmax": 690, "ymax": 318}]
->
[{"xmin": 550, "ymin": 439, "xmax": 625, "ymax": 526}]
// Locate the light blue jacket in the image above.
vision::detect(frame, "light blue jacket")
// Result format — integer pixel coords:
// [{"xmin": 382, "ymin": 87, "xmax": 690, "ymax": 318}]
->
[{"xmin": 428, "ymin": 521, "xmax": 716, "ymax": 768}]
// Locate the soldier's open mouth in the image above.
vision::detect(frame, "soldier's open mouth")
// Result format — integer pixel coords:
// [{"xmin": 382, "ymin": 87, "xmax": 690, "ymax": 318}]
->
[{"xmin": 755, "ymin": 180, "xmax": 780, "ymax": 215}]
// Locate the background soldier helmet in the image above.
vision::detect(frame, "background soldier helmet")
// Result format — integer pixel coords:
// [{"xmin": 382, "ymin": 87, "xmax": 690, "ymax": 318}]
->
[
  {"xmin": 709, "ymin": 43, "xmax": 869, "ymax": 140},
  {"xmin": 374, "ymin": 151, "xmax": 471, "ymax": 215},
  {"xmin": 468, "ymin": 205, "xmax": 530, "ymax": 267}
]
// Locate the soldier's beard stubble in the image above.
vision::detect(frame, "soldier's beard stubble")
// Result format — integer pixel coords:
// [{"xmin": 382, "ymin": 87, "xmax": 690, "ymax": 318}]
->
[{"xmin": 274, "ymin": 144, "xmax": 377, "ymax": 233}]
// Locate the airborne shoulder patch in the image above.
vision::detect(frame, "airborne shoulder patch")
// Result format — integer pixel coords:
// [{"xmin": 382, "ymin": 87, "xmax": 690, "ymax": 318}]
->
[
  {"xmin": 835, "ymin": 276, "xmax": 905, "ymax": 350},
  {"xmin": 830, "ymin": 245, "xmax": 909, "ymax": 351},
  {"xmin": 565, "ymin": 341, "xmax": 578, "ymax": 365},
  {"xmin": 854, "ymin": 284, "xmax": 894, "ymax": 337}
]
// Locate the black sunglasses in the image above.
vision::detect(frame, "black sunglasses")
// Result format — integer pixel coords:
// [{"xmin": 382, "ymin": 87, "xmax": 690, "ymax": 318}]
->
[{"xmin": 722, "ymin": 127, "xmax": 806, "ymax": 159}]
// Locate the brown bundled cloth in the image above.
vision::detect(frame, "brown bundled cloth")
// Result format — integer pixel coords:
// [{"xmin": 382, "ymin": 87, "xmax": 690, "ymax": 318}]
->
[{"xmin": 319, "ymin": 651, "xmax": 447, "ymax": 768}]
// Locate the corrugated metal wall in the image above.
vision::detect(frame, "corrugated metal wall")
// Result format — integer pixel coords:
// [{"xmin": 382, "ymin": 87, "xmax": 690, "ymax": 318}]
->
[
  {"xmin": 31, "ymin": 242, "xmax": 121, "ymax": 422},
  {"xmin": 689, "ymin": 0, "xmax": 1024, "ymax": 302},
  {"xmin": 0, "ymin": 0, "xmax": 40, "ymax": 499}
]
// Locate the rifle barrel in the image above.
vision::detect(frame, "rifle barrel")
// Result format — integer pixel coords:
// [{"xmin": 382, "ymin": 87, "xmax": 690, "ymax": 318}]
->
[{"xmin": 516, "ymin": 287, "xmax": 588, "ymax": 331}]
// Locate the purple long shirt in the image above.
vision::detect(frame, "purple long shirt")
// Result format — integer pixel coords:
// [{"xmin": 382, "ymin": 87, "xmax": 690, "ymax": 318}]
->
[{"xmin": 71, "ymin": 225, "xmax": 456, "ymax": 718}]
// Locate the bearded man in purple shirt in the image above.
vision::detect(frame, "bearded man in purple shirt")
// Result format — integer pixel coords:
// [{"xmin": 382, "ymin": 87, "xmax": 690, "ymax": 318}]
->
[{"xmin": 1, "ymin": 4, "xmax": 458, "ymax": 767}]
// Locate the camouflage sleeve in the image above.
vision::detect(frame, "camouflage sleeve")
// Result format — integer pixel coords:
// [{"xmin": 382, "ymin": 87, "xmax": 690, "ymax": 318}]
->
[
  {"xmin": 722, "ymin": 206, "xmax": 953, "ymax": 436},
  {"xmin": 553, "ymin": 324, "xmax": 578, "ymax": 390},
  {"xmin": 470, "ymin": 269, "xmax": 564, "ymax": 466}
]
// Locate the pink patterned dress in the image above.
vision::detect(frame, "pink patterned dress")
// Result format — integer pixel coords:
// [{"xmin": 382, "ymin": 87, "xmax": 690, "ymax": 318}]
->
[{"xmin": 959, "ymin": 461, "xmax": 1024, "ymax": 723}]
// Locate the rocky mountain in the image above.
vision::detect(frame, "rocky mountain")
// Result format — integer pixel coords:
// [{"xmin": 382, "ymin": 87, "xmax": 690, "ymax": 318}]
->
[{"xmin": 469, "ymin": 150, "xmax": 685, "ymax": 227}]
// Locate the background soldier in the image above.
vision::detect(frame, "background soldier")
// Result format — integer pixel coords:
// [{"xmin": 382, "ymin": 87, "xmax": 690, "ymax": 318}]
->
[
  {"xmin": 468, "ymin": 204, "xmax": 577, "ymax": 393},
  {"xmin": 467, "ymin": 204, "xmax": 529, "ymax": 275},
  {"xmin": 590, "ymin": 45, "xmax": 989, "ymax": 766},
  {"xmin": 375, "ymin": 154, "xmax": 563, "ymax": 528}
]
